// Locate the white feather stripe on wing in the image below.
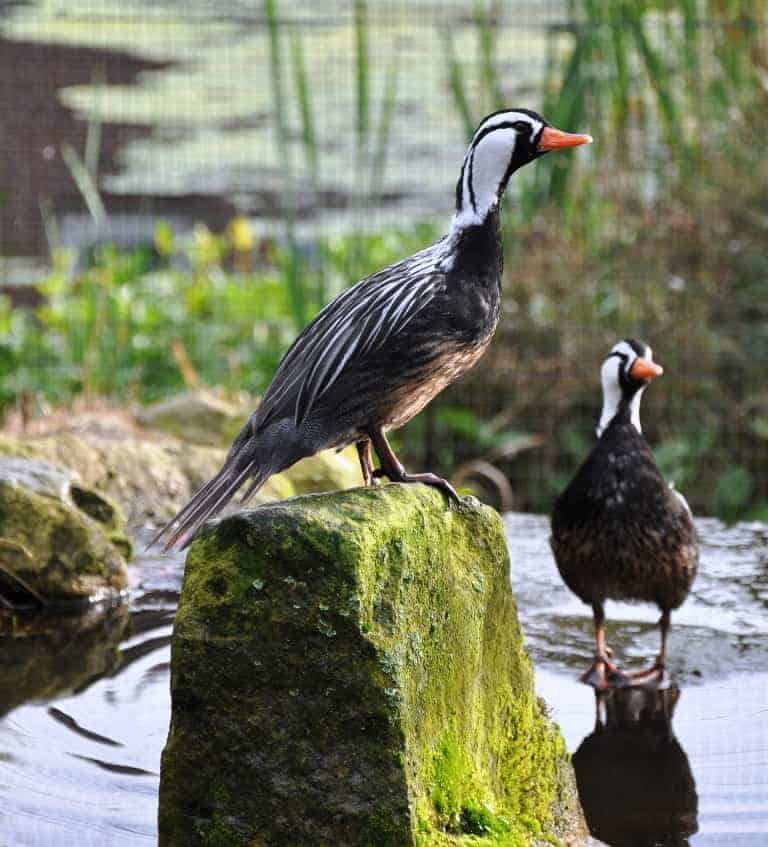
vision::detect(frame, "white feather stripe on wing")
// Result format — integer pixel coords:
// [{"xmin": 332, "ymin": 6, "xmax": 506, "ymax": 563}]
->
[
  {"xmin": 255, "ymin": 254, "xmax": 443, "ymax": 430},
  {"xmin": 293, "ymin": 321, "xmax": 364, "ymax": 425},
  {"xmin": 293, "ymin": 277, "xmax": 436, "ymax": 423}
]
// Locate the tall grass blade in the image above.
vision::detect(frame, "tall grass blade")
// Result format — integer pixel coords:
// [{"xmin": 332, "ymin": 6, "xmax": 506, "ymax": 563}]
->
[
  {"xmin": 624, "ymin": 5, "xmax": 686, "ymax": 156},
  {"xmin": 290, "ymin": 27, "xmax": 319, "ymax": 180},
  {"xmin": 264, "ymin": 0, "xmax": 306, "ymax": 330},
  {"xmin": 84, "ymin": 117, "xmax": 102, "ymax": 179},
  {"xmin": 370, "ymin": 64, "xmax": 399, "ymax": 199},
  {"xmin": 61, "ymin": 142, "xmax": 107, "ymax": 225},
  {"xmin": 288, "ymin": 26, "xmax": 327, "ymax": 311},
  {"xmin": 610, "ymin": 5, "xmax": 631, "ymax": 136},
  {"xmin": 38, "ymin": 198, "xmax": 60, "ymax": 257},
  {"xmin": 441, "ymin": 27, "xmax": 475, "ymax": 139},
  {"xmin": 354, "ymin": 0, "xmax": 370, "ymax": 162},
  {"xmin": 538, "ymin": 29, "xmax": 589, "ymax": 212},
  {"xmin": 474, "ymin": 0, "xmax": 504, "ymax": 111},
  {"xmin": 84, "ymin": 68, "xmax": 105, "ymax": 178}
]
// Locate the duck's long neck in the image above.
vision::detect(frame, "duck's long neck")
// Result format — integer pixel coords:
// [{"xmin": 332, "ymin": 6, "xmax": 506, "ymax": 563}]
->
[
  {"xmin": 448, "ymin": 151, "xmax": 505, "ymax": 276},
  {"xmin": 447, "ymin": 207, "xmax": 503, "ymax": 277},
  {"xmin": 451, "ymin": 143, "xmax": 512, "ymax": 234},
  {"xmin": 597, "ymin": 390, "xmax": 644, "ymax": 438}
]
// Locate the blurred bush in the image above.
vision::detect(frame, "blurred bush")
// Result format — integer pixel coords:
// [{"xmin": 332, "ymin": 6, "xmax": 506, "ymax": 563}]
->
[{"xmin": 0, "ymin": 220, "xmax": 437, "ymax": 407}]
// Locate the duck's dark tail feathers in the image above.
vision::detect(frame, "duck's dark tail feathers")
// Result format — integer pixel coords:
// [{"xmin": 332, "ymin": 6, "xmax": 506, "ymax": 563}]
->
[{"xmin": 147, "ymin": 459, "xmax": 271, "ymax": 553}]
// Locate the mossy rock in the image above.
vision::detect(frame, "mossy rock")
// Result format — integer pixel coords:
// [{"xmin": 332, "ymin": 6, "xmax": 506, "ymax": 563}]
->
[
  {"xmin": 0, "ymin": 429, "xmax": 358, "ymax": 531},
  {"xmin": 0, "ymin": 431, "xmax": 293, "ymax": 529},
  {"xmin": 159, "ymin": 485, "xmax": 588, "ymax": 846},
  {"xmin": 283, "ymin": 446, "xmax": 361, "ymax": 494},
  {"xmin": 0, "ymin": 457, "xmax": 130, "ymax": 606}
]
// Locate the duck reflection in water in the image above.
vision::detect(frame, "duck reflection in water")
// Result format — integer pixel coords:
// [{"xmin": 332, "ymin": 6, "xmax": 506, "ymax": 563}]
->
[{"xmin": 572, "ymin": 685, "xmax": 698, "ymax": 847}]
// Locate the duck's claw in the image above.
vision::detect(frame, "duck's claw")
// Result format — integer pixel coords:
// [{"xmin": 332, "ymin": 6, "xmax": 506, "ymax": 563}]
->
[
  {"xmin": 579, "ymin": 654, "xmax": 630, "ymax": 690},
  {"xmin": 626, "ymin": 660, "xmax": 671, "ymax": 689}
]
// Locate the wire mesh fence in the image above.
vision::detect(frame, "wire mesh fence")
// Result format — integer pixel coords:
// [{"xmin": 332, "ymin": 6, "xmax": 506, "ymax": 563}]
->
[{"xmin": 1, "ymin": 0, "xmax": 767, "ymax": 518}]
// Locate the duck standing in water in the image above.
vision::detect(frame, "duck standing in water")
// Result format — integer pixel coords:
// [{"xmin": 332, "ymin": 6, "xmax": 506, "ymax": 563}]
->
[
  {"xmin": 550, "ymin": 340, "xmax": 699, "ymax": 688},
  {"xmin": 152, "ymin": 109, "xmax": 591, "ymax": 550}
]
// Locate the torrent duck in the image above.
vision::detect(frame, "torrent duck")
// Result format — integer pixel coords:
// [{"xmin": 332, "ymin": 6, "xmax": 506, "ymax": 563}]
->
[
  {"xmin": 153, "ymin": 109, "xmax": 591, "ymax": 549},
  {"xmin": 550, "ymin": 339, "xmax": 699, "ymax": 687}
]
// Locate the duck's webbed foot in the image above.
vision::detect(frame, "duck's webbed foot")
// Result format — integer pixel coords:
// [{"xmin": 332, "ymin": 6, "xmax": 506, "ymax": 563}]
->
[
  {"xmin": 579, "ymin": 653, "xmax": 629, "ymax": 690},
  {"xmin": 626, "ymin": 657, "xmax": 671, "ymax": 688},
  {"xmin": 369, "ymin": 428, "xmax": 460, "ymax": 503},
  {"xmin": 375, "ymin": 468, "xmax": 460, "ymax": 503},
  {"xmin": 582, "ymin": 601, "xmax": 629, "ymax": 689}
]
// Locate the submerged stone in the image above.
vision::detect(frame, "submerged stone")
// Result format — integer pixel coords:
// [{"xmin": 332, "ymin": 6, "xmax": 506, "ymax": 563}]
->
[
  {"xmin": 0, "ymin": 457, "xmax": 129, "ymax": 606},
  {"xmin": 159, "ymin": 485, "xmax": 587, "ymax": 846},
  {"xmin": 0, "ymin": 602, "xmax": 129, "ymax": 716}
]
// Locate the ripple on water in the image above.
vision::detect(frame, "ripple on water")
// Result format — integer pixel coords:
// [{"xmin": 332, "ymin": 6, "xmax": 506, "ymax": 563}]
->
[
  {"xmin": 505, "ymin": 512, "xmax": 768, "ymax": 683},
  {"xmin": 0, "ymin": 547, "xmax": 184, "ymax": 846}
]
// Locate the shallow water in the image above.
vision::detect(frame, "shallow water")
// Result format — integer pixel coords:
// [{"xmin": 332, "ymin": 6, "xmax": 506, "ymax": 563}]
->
[
  {"xmin": 0, "ymin": 515, "xmax": 765, "ymax": 845},
  {"xmin": 507, "ymin": 513, "xmax": 768, "ymax": 847},
  {"xmin": 0, "ymin": 548, "xmax": 178, "ymax": 846}
]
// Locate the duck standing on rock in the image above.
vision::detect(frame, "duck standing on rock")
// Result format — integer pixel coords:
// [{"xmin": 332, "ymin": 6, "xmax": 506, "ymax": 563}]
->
[
  {"xmin": 152, "ymin": 109, "xmax": 591, "ymax": 550},
  {"xmin": 550, "ymin": 340, "xmax": 699, "ymax": 688}
]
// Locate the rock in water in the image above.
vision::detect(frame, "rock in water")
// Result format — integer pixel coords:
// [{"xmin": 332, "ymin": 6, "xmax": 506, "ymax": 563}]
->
[
  {"xmin": 159, "ymin": 486, "xmax": 587, "ymax": 846},
  {"xmin": 0, "ymin": 428, "xmax": 360, "ymax": 530},
  {"xmin": 0, "ymin": 457, "xmax": 130, "ymax": 606}
]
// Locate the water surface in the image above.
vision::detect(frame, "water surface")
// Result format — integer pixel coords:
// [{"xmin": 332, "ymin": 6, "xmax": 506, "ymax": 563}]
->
[
  {"xmin": 508, "ymin": 513, "xmax": 768, "ymax": 847},
  {"xmin": 0, "ymin": 514, "xmax": 766, "ymax": 845}
]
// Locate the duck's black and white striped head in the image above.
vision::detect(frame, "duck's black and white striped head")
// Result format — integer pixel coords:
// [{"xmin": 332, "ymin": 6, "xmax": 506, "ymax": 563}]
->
[
  {"xmin": 597, "ymin": 339, "xmax": 664, "ymax": 438},
  {"xmin": 452, "ymin": 109, "xmax": 592, "ymax": 231}
]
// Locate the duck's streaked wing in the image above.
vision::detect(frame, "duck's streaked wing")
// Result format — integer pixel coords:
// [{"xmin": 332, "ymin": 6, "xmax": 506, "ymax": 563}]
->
[{"xmin": 256, "ymin": 249, "xmax": 443, "ymax": 432}]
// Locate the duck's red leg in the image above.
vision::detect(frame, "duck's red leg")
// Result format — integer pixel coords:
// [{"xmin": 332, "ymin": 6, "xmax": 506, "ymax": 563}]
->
[
  {"xmin": 356, "ymin": 439, "xmax": 378, "ymax": 487},
  {"xmin": 657, "ymin": 608, "xmax": 671, "ymax": 668},
  {"xmin": 581, "ymin": 601, "xmax": 627, "ymax": 689},
  {"xmin": 628, "ymin": 609, "xmax": 671, "ymax": 683}
]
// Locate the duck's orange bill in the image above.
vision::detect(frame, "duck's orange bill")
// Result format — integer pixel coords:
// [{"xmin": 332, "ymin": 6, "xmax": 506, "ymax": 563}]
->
[
  {"xmin": 538, "ymin": 126, "xmax": 593, "ymax": 151},
  {"xmin": 630, "ymin": 358, "xmax": 664, "ymax": 380}
]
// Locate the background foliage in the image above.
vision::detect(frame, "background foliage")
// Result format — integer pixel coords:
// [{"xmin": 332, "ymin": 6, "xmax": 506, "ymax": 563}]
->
[{"xmin": 2, "ymin": 0, "xmax": 768, "ymax": 520}]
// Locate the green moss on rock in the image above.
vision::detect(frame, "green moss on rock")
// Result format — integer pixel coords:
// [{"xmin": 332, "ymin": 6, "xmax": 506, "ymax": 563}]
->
[
  {"xmin": 0, "ymin": 457, "xmax": 129, "ymax": 605},
  {"xmin": 159, "ymin": 485, "xmax": 587, "ymax": 846}
]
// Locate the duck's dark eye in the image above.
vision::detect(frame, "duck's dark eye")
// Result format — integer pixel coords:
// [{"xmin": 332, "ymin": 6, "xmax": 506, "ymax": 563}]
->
[{"xmin": 513, "ymin": 121, "xmax": 531, "ymax": 133}]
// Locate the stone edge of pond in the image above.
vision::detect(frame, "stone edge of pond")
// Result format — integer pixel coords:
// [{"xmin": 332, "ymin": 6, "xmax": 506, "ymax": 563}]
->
[
  {"xmin": 0, "ymin": 455, "xmax": 130, "ymax": 607},
  {"xmin": 0, "ymin": 429, "xmax": 362, "ymax": 532}
]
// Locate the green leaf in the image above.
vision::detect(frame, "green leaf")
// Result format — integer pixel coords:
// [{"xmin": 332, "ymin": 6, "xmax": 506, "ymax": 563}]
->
[{"xmin": 713, "ymin": 466, "xmax": 753, "ymax": 524}]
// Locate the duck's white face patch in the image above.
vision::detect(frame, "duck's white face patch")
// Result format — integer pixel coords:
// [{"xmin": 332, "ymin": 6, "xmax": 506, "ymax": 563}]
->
[
  {"xmin": 596, "ymin": 342, "xmax": 654, "ymax": 437},
  {"xmin": 598, "ymin": 356, "xmax": 624, "ymax": 437},
  {"xmin": 465, "ymin": 127, "xmax": 517, "ymax": 216},
  {"xmin": 452, "ymin": 111, "xmax": 545, "ymax": 231}
]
